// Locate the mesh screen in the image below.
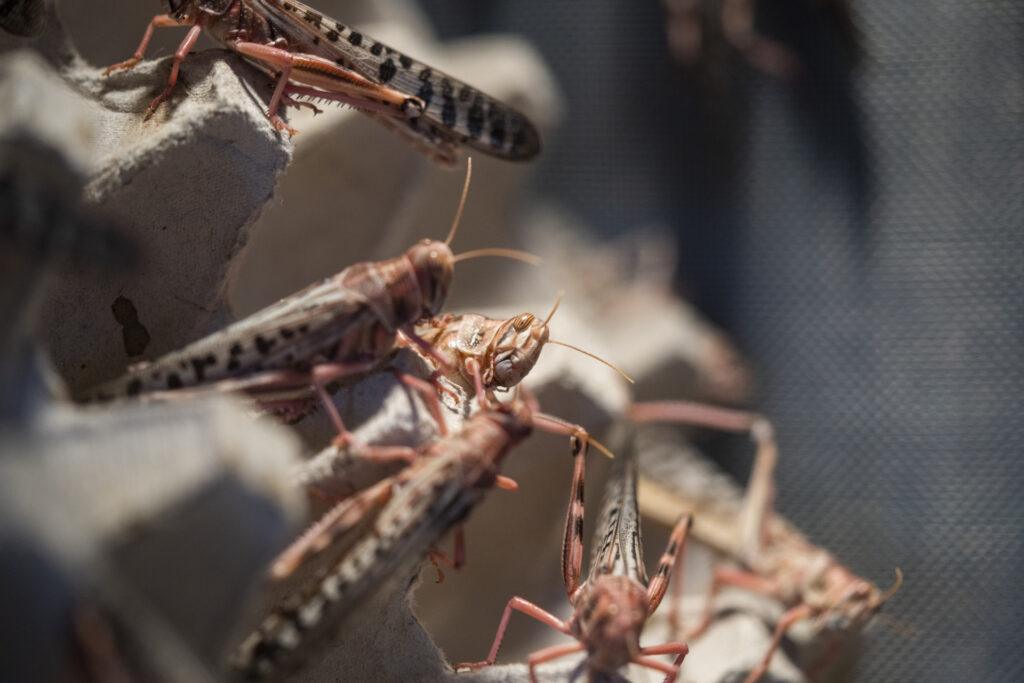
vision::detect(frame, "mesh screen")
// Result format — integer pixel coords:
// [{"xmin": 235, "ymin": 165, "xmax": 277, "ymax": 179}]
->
[{"xmin": 420, "ymin": 1, "xmax": 1023, "ymax": 680}]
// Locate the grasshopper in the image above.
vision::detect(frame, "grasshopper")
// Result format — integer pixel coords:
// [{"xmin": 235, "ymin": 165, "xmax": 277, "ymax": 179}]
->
[
  {"xmin": 290, "ymin": 298, "xmax": 633, "ymax": 506},
  {"xmin": 630, "ymin": 400, "xmax": 902, "ymax": 683},
  {"xmin": 415, "ymin": 294, "xmax": 634, "ymax": 406},
  {"xmin": 459, "ymin": 428, "xmax": 692, "ymax": 683},
  {"xmin": 105, "ymin": 1, "xmax": 541, "ymax": 164},
  {"xmin": 232, "ymin": 394, "xmax": 613, "ymax": 679},
  {"xmin": 83, "ymin": 160, "xmax": 536, "ymax": 443}
]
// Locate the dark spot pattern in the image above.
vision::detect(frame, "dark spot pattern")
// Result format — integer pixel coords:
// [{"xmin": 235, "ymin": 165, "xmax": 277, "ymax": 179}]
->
[
  {"xmin": 255, "ymin": 335, "xmax": 275, "ymax": 355},
  {"xmin": 370, "ymin": 42, "xmax": 384, "ymax": 56},
  {"xmin": 379, "ymin": 58, "xmax": 397, "ymax": 83},
  {"xmin": 303, "ymin": 10, "xmax": 321, "ymax": 27},
  {"xmin": 467, "ymin": 97, "xmax": 485, "ymax": 138},
  {"xmin": 325, "ymin": 29, "xmax": 339, "ymax": 42},
  {"xmin": 399, "ymin": 55, "xmax": 413, "ymax": 69},
  {"xmin": 347, "ymin": 31, "xmax": 362, "ymax": 47}
]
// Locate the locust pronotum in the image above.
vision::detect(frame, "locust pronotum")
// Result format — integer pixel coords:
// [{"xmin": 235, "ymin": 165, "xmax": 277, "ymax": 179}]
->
[
  {"xmin": 630, "ymin": 400, "xmax": 903, "ymax": 683},
  {"xmin": 83, "ymin": 159, "xmax": 537, "ymax": 444},
  {"xmin": 105, "ymin": 1, "xmax": 540, "ymax": 164},
  {"xmin": 459, "ymin": 428, "xmax": 692, "ymax": 683},
  {"xmin": 231, "ymin": 393, "xmax": 614, "ymax": 679}
]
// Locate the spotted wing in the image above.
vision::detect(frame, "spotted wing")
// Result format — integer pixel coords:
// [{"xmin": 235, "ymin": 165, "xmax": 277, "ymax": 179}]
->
[
  {"xmin": 252, "ymin": 0, "xmax": 541, "ymax": 161},
  {"xmin": 87, "ymin": 277, "xmax": 381, "ymax": 400}
]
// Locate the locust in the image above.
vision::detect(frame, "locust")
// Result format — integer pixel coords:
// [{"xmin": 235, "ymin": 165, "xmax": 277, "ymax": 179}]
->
[
  {"xmin": 415, "ymin": 295, "xmax": 634, "ymax": 408},
  {"xmin": 629, "ymin": 400, "xmax": 903, "ymax": 683},
  {"xmin": 459, "ymin": 427, "xmax": 692, "ymax": 683},
  {"xmin": 82, "ymin": 160, "xmax": 536, "ymax": 444},
  {"xmin": 105, "ymin": 1, "xmax": 541, "ymax": 164},
  {"xmin": 231, "ymin": 394, "xmax": 614, "ymax": 679},
  {"xmin": 290, "ymin": 296, "xmax": 634, "ymax": 512}
]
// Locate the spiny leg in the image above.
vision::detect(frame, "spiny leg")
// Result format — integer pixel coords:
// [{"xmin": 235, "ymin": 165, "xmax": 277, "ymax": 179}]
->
[
  {"xmin": 457, "ymin": 597, "xmax": 570, "ymax": 671},
  {"xmin": 560, "ymin": 435, "xmax": 587, "ymax": 599},
  {"xmin": 527, "ymin": 642, "xmax": 586, "ymax": 683},
  {"xmin": 741, "ymin": 603, "xmax": 815, "ymax": 683},
  {"xmin": 647, "ymin": 513, "xmax": 694, "ymax": 613},
  {"xmin": 270, "ymin": 478, "xmax": 394, "ymax": 579},
  {"xmin": 231, "ymin": 42, "xmax": 420, "ymax": 135},
  {"xmin": 103, "ymin": 14, "xmax": 189, "ymax": 75},
  {"xmin": 144, "ymin": 25, "xmax": 203, "ymax": 120}
]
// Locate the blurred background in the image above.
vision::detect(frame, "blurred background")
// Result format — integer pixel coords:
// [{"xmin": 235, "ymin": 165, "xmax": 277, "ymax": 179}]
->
[
  {"xmin": 5, "ymin": 1, "xmax": 1022, "ymax": 681},
  {"xmin": 416, "ymin": 1, "xmax": 1023, "ymax": 681}
]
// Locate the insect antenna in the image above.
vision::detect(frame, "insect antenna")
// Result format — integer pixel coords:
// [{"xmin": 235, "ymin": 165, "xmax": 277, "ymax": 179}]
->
[
  {"xmin": 542, "ymin": 291, "xmax": 563, "ymax": 326},
  {"xmin": 880, "ymin": 567, "xmax": 904, "ymax": 603},
  {"xmin": 547, "ymin": 340, "xmax": 635, "ymax": 384},
  {"xmin": 452, "ymin": 248, "xmax": 542, "ymax": 266},
  {"xmin": 444, "ymin": 157, "xmax": 472, "ymax": 246}
]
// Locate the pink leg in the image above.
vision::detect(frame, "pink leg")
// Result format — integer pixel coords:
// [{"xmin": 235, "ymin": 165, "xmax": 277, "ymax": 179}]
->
[
  {"xmin": 270, "ymin": 478, "xmax": 393, "ymax": 579},
  {"xmin": 686, "ymin": 567, "xmax": 781, "ymax": 640},
  {"xmin": 456, "ymin": 597, "xmax": 570, "ymax": 671},
  {"xmin": 628, "ymin": 400, "xmax": 762, "ymax": 433},
  {"xmin": 561, "ymin": 435, "xmax": 587, "ymax": 599},
  {"xmin": 464, "ymin": 357, "xmax": 494, "ymax": 409},
  {"xmin": 647, "ymin": 513, "xmax": 693, "ymax": 613},
  {"xmin": 398, "ymin": 327, "xmax": 457, "ymax": 375},
  {"xmin": 742, "ymin": 603, "xmax": 815, "ymax": 683},
  {"xmin": 144, "ymin": 25, "xmax": 203, "ymax": 119},
  {"xmin": 393, "ymin": 370, "xmax": 448, "ymax": 437},
  {"xmin": 527, "ymin": 642, "xmax": 586, "ymax": 683},
  {"xmin": 425, "ymin": 527, "xmax": 466, "ymax": 583},
  {"xmin": 634, "ymin": 647, "xmax": 688, "ymax": 683},
  {"xmin": 309, "ymin": 361, "xmax": 382, "ymax": 445},
  {"xmin": 103, "ymin": 14, "xmax": 188, "ymax": 75}
]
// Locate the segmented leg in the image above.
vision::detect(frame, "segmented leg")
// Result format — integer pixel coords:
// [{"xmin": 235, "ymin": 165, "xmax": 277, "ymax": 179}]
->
[
  {"xmin": 425, "ymin": 527, "xmax": 465, "ymax": 583},
  {"xmin": 527, "ymin": 642, "xmax": 586, "ymax": 683},
  {"xmin": 457, "ymin": 597, "xmax": 570, "ymax": 671},
  {"xmin": 230, "ymin": 42, "xmax": 421, "ymax": 136},
  {"xmin": 103, "ymin": 14, "xmax": 188, "ymax": 75},
  {"xmin": 634, "ymin": 642, "xmax": 690, "ymax": 683},
  {"xmin": 308, "ymin": 361, "xmax": 383, "ymax": 446},
  {"xmin": 560, "ymin": 435, "xmax": 587, "ymax": 599},
  {"xmin": 144, "ymin": 25, "xmax": 203, "ymax": 119},
  {"xmin": 685, "ymin": 567, "xmax": 781, "ymax": 640},
  {"xmin": 646, "ymin": 513, "xmax": 694, "ymax": 613},
  {"xmin": 741, "ymin": 603, "xmax": 815, "ymax": 683},
  {"xmin": 270, "ymin": 477, "xmax": 394, "ymax": 579},
  {"xmin": 393, "ymin": 370, "xmax": 448, "ymax": 437}
]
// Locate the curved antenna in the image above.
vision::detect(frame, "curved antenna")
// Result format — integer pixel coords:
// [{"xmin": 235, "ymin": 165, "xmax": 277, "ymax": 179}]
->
[
  {"xmin": 444, "ymin": 157, "xmax": 473, "ymax": 246},
  {"xmin": 453, "ymin": 248, "xmax": 542, "ymax": 266},
  {"xmin": 542, "ymin": 291, "xmax": 564, "ymax": 327},
  {"xmin": 880, "ymin": 567, "xmax": 904, "ymax": 604},
  {"xmin": 548, "ymin": 339, "xmax": 635, "ymax": 384}
]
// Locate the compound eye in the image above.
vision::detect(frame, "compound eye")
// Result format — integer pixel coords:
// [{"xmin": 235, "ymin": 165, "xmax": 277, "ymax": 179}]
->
[
  {"xmin": 494, "ymin": 357, "xmax": 519, "ymax": 386},
  {"xmin": 512, "ymin": 313, "xmax": 534, "ymax": 331}
]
